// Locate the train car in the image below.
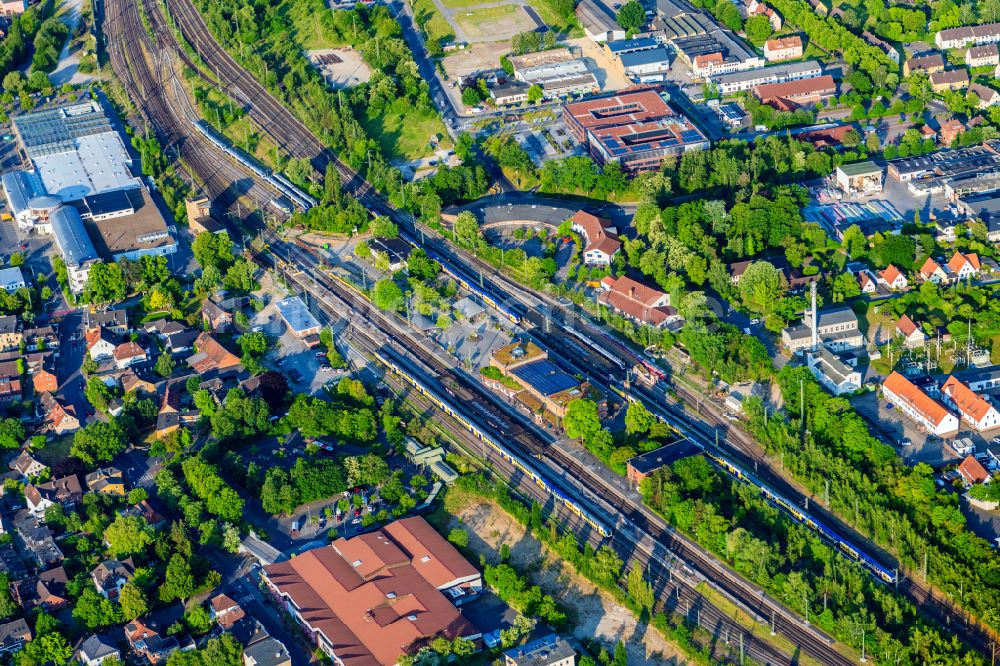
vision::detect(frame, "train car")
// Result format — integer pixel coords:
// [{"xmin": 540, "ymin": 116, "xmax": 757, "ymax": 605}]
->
[
  {"xmin": 703, "ymin": 450, "xmax": 897, "ymax": 584},
  {"xmin": 371, "ymin": 348, "xmax": 610, "ymax": 538},
  {"xmin": 424, "ymin": 249, "xmax": 522, "ymax": 324}
]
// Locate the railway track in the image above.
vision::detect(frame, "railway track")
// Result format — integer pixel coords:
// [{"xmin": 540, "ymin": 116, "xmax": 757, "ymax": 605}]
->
[
  {"xmin": 255, "ymin": 229, "xmax": 856, "ymax": 666},
  {"xmin": 117, "ymin": 0, "xmax": 999, "ymax": 657}
]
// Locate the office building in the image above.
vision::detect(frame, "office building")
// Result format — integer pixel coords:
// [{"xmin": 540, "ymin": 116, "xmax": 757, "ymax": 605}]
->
[{"xmin": 709, "ymin": 59, "xmax": 822, "ymax": 94}]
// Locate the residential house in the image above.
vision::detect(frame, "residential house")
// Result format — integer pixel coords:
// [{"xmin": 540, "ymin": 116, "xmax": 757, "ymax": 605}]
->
[
  {"xmin": 85, "ymin": 467, "xmax": 125, "ymax": 496},
  {"xmin": 881, "ymin": 371, "xmax": 960, "ymax": 437},
  {"xmin": 125, "ymin": 619, "xmax": 180, "ymax": 664},
  {"xmin": 38, "ymin": 392, "xmax": 80, "ymax": 435},
  {"xmin": 186, "ymin": 333, "xmax": 242, "ymax": 376},
  {"xmin": 120, "ymin": 369, "xmax": 155, "ymax": 395},
  {"xmin": 878, "ymin": 264, "xmax": 908, "ymax": 290},
  {"xmin": 959, "ymin": 454, "xmax": 992, "ymax": 485},
  {"xmin": 201, "ymin": 300, "xmax": 234, "ymax": 333},
  {"xmin": 941, "ymin": 118, "xmax": 967, "ymax": 145},
  {"xmin": 144, "ymin": 319, "xmax": 186, "ymax": 338},
  {"xmin": 24, "ymin": 474, "xmax": 83, "ymax": 517},
  {"xmin": 13, "ymin": 511, "xmax": 63, "ymax": 568},
  {"xmin": 941, "ymin": 375, "xmax": 1000, "ymax": 431},
  {"xmin": 0, "ymin": 619, "xmax": 31, "ymax": 655},
  {"xmin": 75, "ymin": 634, "xmax": 120, "ymax": 666},
  {"xmin": 858, "ymin": 270, "xmax": 877, "ymax": 294},
  {"xmin": 242, "ymin": 638, "xmax": 291, "ymax": 666},
  {"xmin": 9, "ymin": 451, "xmax": 47, "ymax": 480},
  {"xmin": 597, "ymin": 276, "xmax": 680, "ymax": 327},
  {"xmin": 165, "ymin": 329, "xmax": 198, "ymax": 354},
  {"xmin": 970, "ymin": 82, "xmax": 1000, "ymax": 108},
  {"xmin": 13, "ymin": 566, "xmax": 69, "ymax": 611},
  {"xmin": 896, "ymin": 315, "xmax": 928, "ymax": 348},
  {"xmin": 86, "ymin": 328, "xmax": 117, "ymax": 363},
  {"xmin": 919, "ymin": 257, "xmax": 948, "ymax": 282},
  {"xmin": 729, "ymin": 260, "xmax": 752, "ymax": 284},
  {"xmin": 209, "ymin": 593, "xmax": 246, "ymax": 629},
  {"xmin": 92, "ymin": 558, "xmax": 135, "ymax": 600},
  {"xmin": 929, "ymin": 68, "xmax": 970, "ymax": 92},
  {"xmin": 154, "ymin": 383, "xmax": 199, "ymax": 439},
  {"xmin": 0, "ymin": 316, "xmax": 21, "ymax": 351},
  {"xmin": 367, "ymin": 237, "xmax": 411, "ymax": 273},
  {"xmin": 84, "ymin": 309, "xmax": 128, "ymax": 336},
  {"xmin": 570, "ymin": 210, "xmax": 621, "ymax": 265},
  {"xmin": 948, "ymin": 250, "xmax": 981, "ymax": 280},
  {"xmin": 966, "ymin": 43, "xmax": 1000, "ymax": 66},
  {"xmin": 504, "ymin": 634, "xmax": 576, "ymax": 666},
  {"xmin": 31, "ymin": 361, "xmax": 57, "ymax": 394},
  {"xmin": 21, "ymin": 325, "xmax": 58, "ymax": 352},
  {"xmin": 262, "ymin": 516, "xmax": 482, "ymax": 666},
  {"xmin": 113, "ymin": 341, "xmax": 147, "ymax": 369},
  {"xmin": 747, "ymin": 0, "xmax": 782, "ymax": 30},
  {"xmin": 903, "ymin": 52, "xmax": 945, "ymax": 76},
  {"xmin": 122, "ymin": 499, "xmax": 167, "ymax": 528},
  {"xmin": 763, "ymin": 35, "xmax": 802, "ymax": 61}
]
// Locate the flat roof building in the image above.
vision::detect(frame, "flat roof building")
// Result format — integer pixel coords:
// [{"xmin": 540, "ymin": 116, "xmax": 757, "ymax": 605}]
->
[
  {"xmin": 618, "ymin": 47, "xmax": 672, "ymax": 81},
  {"xmin": 275, "ymin": 296, "xmax": 322, "ymax": 339},
  {"xmin": 517, "ymin": 60, "xmax": 600, "ymax": 99},
  {"xmin": 709, "ymin": 59, "xmax": 822, "ymax": 94},
  {"xmin": 0, "ymin": 268, "xmax": 25, "ymax": 294},
  {"xmin": 80, "ymin": 187, "xmax": 176, "ymax": 262},
  {"xmin": 504, "ymin": 634, "xmax": 576, "ymax": 666},
  {"xmin": 1, "ymin": 170, "xmax": 44, "ymax": 229},
  {"xmin": 835, "ymin": 161, "xmax": 884, "ymax": 195},
  {"xmin": 562, "ymin": 87, "xmax": 708, "ymax": 173}
]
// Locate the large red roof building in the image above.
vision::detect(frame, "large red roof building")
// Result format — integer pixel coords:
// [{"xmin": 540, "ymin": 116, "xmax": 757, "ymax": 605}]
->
[{"xmin": 263, "ymin": 517, "xmax": 482, "ymax": 666}]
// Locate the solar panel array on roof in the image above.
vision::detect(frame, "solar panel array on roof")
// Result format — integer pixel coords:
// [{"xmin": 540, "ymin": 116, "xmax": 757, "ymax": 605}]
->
[{"xmin": 511, "ymin": 360, "xmax": 579, "ymax": 396}]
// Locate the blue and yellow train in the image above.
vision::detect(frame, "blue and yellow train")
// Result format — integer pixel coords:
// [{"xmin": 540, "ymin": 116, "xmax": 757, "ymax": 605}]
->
[
  {"xmin": 703, "ymin": 450, "xmax": 898, "ymax": 584},
  {"xmin": 372, "ymin": 348, "xmax": 611, "ymax": 539},
  {"xmin": 422, "ymin": 249, "xmax": 523, "ymax": 324}
]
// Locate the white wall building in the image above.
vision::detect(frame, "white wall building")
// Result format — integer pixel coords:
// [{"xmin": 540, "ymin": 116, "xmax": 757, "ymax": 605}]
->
[{"xmin": 882, "ymin": 371, "xmax": 960, "ymax": 437}]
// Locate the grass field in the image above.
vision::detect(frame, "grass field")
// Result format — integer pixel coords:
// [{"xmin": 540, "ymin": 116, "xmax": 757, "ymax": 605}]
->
[
  {"xmin": 361, "ymin": 105, "xmax": 452, "ymax": 162},
  {"xmin": 525, "ymin": 0, "xmax": 582, "ymax": 35},
  {"xmin": 281, "ymin": 0, "xmax": 341, "ymax": 49},
  {"xmin": 412, "ymin": 0, "xmax": 456, "ymax": 44},
  {"xmin": 455, "ymin": 5, "xmax": 530, "ymax": 40}
]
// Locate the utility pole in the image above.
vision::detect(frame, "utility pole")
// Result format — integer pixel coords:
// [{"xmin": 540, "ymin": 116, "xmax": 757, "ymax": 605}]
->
[
  {"xmin": 923, "ymin": 550, "xmax": 928, "ymax": 582},
  {"xmin": 770, "ymin": 610, "xmax": 776, "ymax": 636}
]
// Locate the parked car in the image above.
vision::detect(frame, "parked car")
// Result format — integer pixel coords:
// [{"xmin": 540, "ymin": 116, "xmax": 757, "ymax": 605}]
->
[{"xmin": 900, "ymin": 438, "xmax": 912, "ymax": 447}]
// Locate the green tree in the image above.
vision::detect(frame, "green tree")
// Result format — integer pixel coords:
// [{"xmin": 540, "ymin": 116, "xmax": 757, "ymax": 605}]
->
[
  {"xmin": 70, "ymin": 420, "xmax": 127, "ymax": 465},
  {"xmin": 616, "ymin": 0, "xmax": 646, "ymax": 31},
  {"xmin": 8, "ymin": 252, "xmax": 24, "ymax": 267},
  {"xmin": 563, "ymin": 399, "xmax": 601, "ymax": 440},
  {"xmin": 453, "ymin": 211, "xmax": 480, "ymax": 244},
  {"xmin": 119, "ymin": 583, "xmax": 148, "ymax": 620},
  {"xmin": 627, "ymin": 565, "xmax": 654, "ymax": 610},
  {"xmin": 370, "ymin": 216, "xmax": 399, "ymax": 238},
  {"xmin": 624, "ymin": 401, "xmax": 655, "ymax": 435},
  {"xmin": 372, "ymin": 279, "xmax": 404, "ymax": 311},
  {"xmin": 744, "ymin": 14, "xmax": 773, "ymax": 44},
  {"xmin": 0, "ymin": 418, "xmax": 25, "ymax": 449},
  {"xmin": 738, "ymin": 261, "xmax": 784, "ymax": 313},
  {"xmin": 192, "ymin": 232, "xmax": 234, "ymax": 271},
  {"xmin": 160, "ymin": 554, "xmax": 195, "ymax": 603},
  {"xmin": 155, "ymin": 352, "xmax": 175, "ymax": 377},
  {"xmin": 527, "ymin": 84, "xmax": 544, "ymax": 104},
  {"xmin": 0, "ymin": 574, "xmax": 16, "ymax": 619},
  {"xmin": 128, "ymin": 487, "xmax": 148, "ymax": 505},
  {"xmin": 84, "ymin": 263, "xmax": 128, "ymax": 304},
  {"xmin": 461, "ymin": 86, "xmax": 481, "ymax": 106},
  {"xmin": 105, "ymin": 514, "xmax": 154, "ymax": 556},
  {"xmin": 447, "ymin": 528, "xmax": 469, "ymax": 548},
  {"xmin": 72, "ymin": 587, "xmax": 123, "ymax": 630}
]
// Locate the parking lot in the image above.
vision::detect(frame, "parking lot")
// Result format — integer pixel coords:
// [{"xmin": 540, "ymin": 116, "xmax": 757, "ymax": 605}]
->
[{"xmin": 253, "ymin": 300, "xmax": 344, "ymax": 395}]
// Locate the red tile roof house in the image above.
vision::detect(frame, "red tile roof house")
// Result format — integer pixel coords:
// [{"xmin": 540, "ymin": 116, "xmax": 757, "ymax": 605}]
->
[
  {"xmin": 85, "ymin": 327, "xmax": 117, "ymax": 363},
  {"xmin": 941, "ymin": 376, "xmax": 1000, "ymax": 431},
  {"xmin": 858, "ymin": 270, "xmax": 876, "ymax": 294},
  {"xmin": 878, "ymin": 264, "xmax": 908, "ymax": 290},
  {"xmin": 113, "ymin": 341, "xmax": 147, "ymax": 370},
  {"xmin": 918, "ymin": 257, "xmax": 948, "ymax": 283},
  {"xmin": 881, "ymin": 371, "xmax": 960, "ymax": 437},
  {"xmin": 263, "ymin": 516, "xmax": 482, "ymax": 666},
  {"xmin": 569, "ymin": 211, "xmax": 621, "ymax": 266},
  {"xmin": 947, "ymin": 250, "xmax": 981, "ymax": 281},
  {"xmin": 186, "ymin": 333, "xmax": 243, "ymax": 376},
  {"xmin": 958, "ymin": 454, "xmax": 991, "ymax": 485},
  {"xmin": 598, "ymin": 276, "xmax": 680, "ymax": 327},
  {"xmin": 209, "ymin": 593, "xmax": 246, "ymax": 629},
  {"xmin": 896, "ymin": 315, "xmax": 927, "ymax": 348}
]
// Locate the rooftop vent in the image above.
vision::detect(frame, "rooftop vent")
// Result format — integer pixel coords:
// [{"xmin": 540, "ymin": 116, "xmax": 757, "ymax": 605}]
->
[{"xmin": 352, "ymin": 560, "xmax": 362, "ymax": 567}]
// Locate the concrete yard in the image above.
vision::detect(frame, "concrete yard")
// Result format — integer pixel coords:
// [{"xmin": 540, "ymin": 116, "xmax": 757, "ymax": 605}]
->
[{"xmin": 307, "ymin": 48, "xmax": 372, "ymax": 89}]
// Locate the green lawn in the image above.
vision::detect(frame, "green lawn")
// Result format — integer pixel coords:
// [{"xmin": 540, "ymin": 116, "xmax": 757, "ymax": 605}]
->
[
  {"xmin": 455, "ymin": 5, "xmax": 524, "ymax": 39},
  {"xmin": 280, "ymin": 0, "xmax": 341, "ymax": 50},
  {"xmin": 411, "ymin": 0, "xmax": 455, "ymax": 44},
  {"xmin": 524, "ymin": 0, "xmax": 582, "ymax": 35},
  {"xmin": 361, "ymin": 105, "xmax": 452, "ymax": 162},
  {"xmin": 35, "ymin": 434, "xmax": 73, "ymax": 466}
]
